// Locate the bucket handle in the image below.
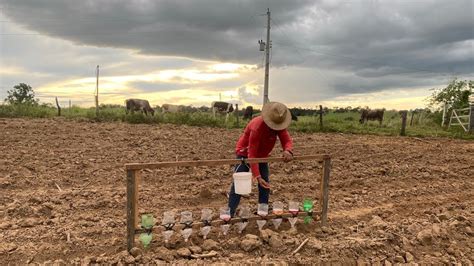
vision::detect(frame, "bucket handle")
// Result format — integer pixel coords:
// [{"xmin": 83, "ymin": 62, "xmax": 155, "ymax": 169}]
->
[{"xmin": 234, "ymin": 158, "xmax": 249, "ymax": 173}]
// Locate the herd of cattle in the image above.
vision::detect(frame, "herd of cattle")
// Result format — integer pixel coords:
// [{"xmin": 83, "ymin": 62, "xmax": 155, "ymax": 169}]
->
[{"xmin": 125, "ymin": 98, "xmax": 385, "ymax": 124}]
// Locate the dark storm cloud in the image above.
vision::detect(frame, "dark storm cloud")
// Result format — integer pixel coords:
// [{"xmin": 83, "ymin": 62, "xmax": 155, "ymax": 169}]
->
[
  {"xmin": 1, "ymin": 0, "xmax": 473, "ymax": 96},
  {"xmin": 1, "ymin": 0, "xmax": 313, "ymax": 62}
]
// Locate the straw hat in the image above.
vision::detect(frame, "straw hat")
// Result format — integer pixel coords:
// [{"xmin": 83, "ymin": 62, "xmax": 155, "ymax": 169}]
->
[{"xmin": 262, "ymin": 102, "xmax": 292, "ymax": 130}]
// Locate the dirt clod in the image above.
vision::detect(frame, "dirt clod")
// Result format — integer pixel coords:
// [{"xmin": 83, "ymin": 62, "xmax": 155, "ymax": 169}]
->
[
  {"xmin": 307, "ymin": 237, "xmax": 323, "ymax": 251},
  {"xmin": 199, "ymin": 188, "xmax": 213, "ymax": 199},
  {"xmin": 368, "ymin": 215, "xmax": 388, "ymax": 229},
  {"xmin": 229, "ymin": 253, "xmax": 245, "ymax": 260},
  {"xmin": 394, "ymin": 255, "xmax": 405, "ymax": 263},
  {"xmin": 416, "ymin": 229, "xmax": 433, "ymax": 245},
  {"xmin": 189, "ymin": 246, "xmax": 202, "ymax": 254},
  {"xmin": 240, "ymin": 234, "xmax": 262, "ymax": 252},
  {"xmin": 177, "ymin": 247, "xmax": 191, "ymax": 258},
  {"xmin": 202, "ymin": 239, "xmax": 219, "ymax": 251},
  {"xmin": 129, "ymin": 247, "xmax": 142, "ymax": 258},
  {"xmin": 405, "ymin": 252, "xmax": 414, "ymax": 262},
  {"xmin": 155, "ymin": 247, "xmax": 175, "ymax": 262}
]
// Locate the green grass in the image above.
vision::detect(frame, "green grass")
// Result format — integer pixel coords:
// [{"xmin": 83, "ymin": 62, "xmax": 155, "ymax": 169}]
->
[
  {"xmin": 291, "ymin": 111, "xmax": 472, "ymax": 139},
  {"xmin": 0, "ymin": 104, "xmax": 472, "ymax": 140}
]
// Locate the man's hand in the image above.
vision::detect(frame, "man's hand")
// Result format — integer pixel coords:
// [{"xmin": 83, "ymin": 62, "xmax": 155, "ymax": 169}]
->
[
  {"xmin": 253, "ymin": 175, "xmax": 271, "ymax": 189},
  {"xmin": 257, "ymin": 177, "xmax": 271, "ymax": 189},
  {"xmin": 283, "ymin": 150, "xmax": 293, "ymax": 162}
]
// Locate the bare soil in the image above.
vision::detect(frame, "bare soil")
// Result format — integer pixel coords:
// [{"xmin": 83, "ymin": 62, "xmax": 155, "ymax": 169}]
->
[{"xmin": 1, "ymin": 118, "xmax": 473, "ymax": 265}]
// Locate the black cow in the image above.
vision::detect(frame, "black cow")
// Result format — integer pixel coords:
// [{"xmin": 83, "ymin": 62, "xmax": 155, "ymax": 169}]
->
[
  {"xmin": 125, "ymin": 99, "xmax": 155, "ymax": 116},
  {"xmin": 290, "ymin": 111, "xmax": 298, "ymax": 121},
  {"xmin": 243, "ymin": 106, "xmax": 254, "ymax": 120},
  {"xmin": 359, "ymin": 109, "xmax": 384, "ymax": 125}
]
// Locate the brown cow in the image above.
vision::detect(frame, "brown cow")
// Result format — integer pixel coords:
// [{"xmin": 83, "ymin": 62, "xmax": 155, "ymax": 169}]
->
[
  {"xmin": 243, "ymin": 106, "xmax": 253, "ymax": 120},
  {"xmin": 125, "ymin": 99, "xmax": 155, "ymax": 116},
  {"xmin": 359, "ymin": 109, "xmax": 384, "ymax": 125}
]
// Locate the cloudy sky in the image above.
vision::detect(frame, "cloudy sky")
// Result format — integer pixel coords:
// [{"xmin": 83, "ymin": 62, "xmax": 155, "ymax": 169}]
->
[{"xmin": 0, "ymin": 0, "xmax": 473, "ymax": 109}]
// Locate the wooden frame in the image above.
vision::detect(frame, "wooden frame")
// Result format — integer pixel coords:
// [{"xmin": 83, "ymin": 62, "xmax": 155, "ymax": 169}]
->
[
  {"xmin": 125, "ymin": 154, "xmax": 331, "ymax": 251},
  {"xmin": 449, "ymin": 108, "xmax": 471, "ymax": 132}
]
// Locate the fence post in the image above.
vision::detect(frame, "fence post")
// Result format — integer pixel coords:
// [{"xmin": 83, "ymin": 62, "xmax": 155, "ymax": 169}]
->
[
  {"xmin": 319, "ymin": 105, "xmax": 323, "ymax": 129},
  {"xmin": 410, "ymin": 111, "xmax": 415, "ymax": 126},
  {"xmin": 320, "ymin": 155, "xmax": 330, "ymax": 227},
  {"xmin": 126, "ymin": 169, "xmax": 140, "ymax": 252},
  {"xmin": 55, "ymin": 97, "xmax": 61, "ymax": 116},
  {"xmin": 235, "ymin": 104, "xmax": 239, "ymax": 128},
  {"xmin": 400, "ymin": 110, "xmax": 407, "ymax": 136},
  {"xmin": 469, "ymin": 102, "xmax": 474, "ymax": 133}
]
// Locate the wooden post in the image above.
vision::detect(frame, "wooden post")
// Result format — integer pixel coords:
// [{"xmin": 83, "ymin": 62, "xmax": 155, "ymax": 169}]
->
[
  {"xmin": 320, "ymin": 155, "xmax": 330, "ymax": 227},
  {"xmin": 55, "ymin": 97, "xmax": 61, "ymax": 116},
  {"xmin": 95, "ymin": 65, "xmax": 99, "ymax": 117},
  {"xmin": 126, "ymin": 169, "xmax": 140, "ymax": 252},
  {"xmin": 409, "ymin": 111, "xmax": 415, "ymax": 126},
  {"xmin": 400, "ymin": 110, "xmax": 407, "ymax": 136},
  {"xmin": 319, "ymin": 105, "xmax": 323, "ymax": 129},
  {"xmin": 235, "ymin": 104, "xmax": 239, "ymax": 128},
  {"xmin": 469, "ymin": 103, "xmax": 474, "ymax": 133},
  {"xmin": 441, "ymin": 103, "xmax": 446, "ymax": 127}
]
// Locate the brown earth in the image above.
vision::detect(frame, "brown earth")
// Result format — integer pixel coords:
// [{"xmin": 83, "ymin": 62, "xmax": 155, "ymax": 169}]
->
[{"xmin": 0, "ymin": 118, "xmax": 473, "ymax": 265}]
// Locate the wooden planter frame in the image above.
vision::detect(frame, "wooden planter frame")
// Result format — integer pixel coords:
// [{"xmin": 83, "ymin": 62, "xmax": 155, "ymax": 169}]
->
[{"xmin": 125, "ymin": 154, "xmax": 331, "ymax": 251}]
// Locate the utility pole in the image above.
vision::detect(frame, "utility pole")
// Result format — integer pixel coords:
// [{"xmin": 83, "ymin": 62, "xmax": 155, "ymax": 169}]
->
[
  {"xmin": 95, "ymin": 65, "xmax": 99, "ymax": 117},
  {"xmin": 259, "ymin": 8, "xmax": 271, "ymax": 105}
]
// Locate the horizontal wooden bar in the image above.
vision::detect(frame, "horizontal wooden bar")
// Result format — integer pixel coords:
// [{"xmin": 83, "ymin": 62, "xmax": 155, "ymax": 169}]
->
[
  {"xmin": 126, "ymin": 154, "xmax": 329, "ymax": 170},
  {"xmin": 135, "ymin": 211, "xmax": 319, "ymax": 234}
]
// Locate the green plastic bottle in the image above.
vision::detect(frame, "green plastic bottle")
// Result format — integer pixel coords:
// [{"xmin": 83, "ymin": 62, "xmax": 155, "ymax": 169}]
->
[
  {"xmin": 141, "ymin": 214, "xmax": 155, "ymax": 229},
  {"xmin": 303, "ymin": 199, "xmax": 313, "ymax": 212},
  {"xmin": 303, "ymin": 199, "xmax": 313, "ymax": 224},
  {"xmin": 139, "ymin": 233, "xmax": 152, "ymax": 248}
]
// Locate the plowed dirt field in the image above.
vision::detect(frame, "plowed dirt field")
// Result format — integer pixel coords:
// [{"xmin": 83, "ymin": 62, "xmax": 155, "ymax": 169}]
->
[{"xmin": 1, "ymin": 118, "xmax": 473, "ymax": 264}]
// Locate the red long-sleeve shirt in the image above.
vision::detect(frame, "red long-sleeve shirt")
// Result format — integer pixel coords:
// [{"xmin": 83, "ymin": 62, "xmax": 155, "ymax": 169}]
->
[{"xmin": 235, "ymin": 116, "xmax": 293, "ymax": 177}]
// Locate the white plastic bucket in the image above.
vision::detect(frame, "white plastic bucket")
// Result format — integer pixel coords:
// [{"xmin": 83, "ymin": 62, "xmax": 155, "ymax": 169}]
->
[{"xmin": 233, "ymin": 172, "xmax": 252, "ymax": 195}]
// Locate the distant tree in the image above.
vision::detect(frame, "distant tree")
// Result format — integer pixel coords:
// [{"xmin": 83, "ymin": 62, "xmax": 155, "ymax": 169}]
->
[
  {"xmin": 429, "ymin": 79, "xmax": 473, "ymax": 110},
  {"xmin": 5, "ymin": 83, "xmax": 39, "ymax": 105}
]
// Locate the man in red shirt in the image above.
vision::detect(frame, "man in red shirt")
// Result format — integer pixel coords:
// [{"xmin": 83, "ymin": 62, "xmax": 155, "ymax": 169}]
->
[{"xmin": 228, "ymin": 102, "xmax": 294, "ymax": 216}]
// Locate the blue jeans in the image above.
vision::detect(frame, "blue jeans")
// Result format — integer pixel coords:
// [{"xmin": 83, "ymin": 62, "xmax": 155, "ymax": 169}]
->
[{"xmin": 228, "ymin": 155, "xmax": 269, "ymax": 216}]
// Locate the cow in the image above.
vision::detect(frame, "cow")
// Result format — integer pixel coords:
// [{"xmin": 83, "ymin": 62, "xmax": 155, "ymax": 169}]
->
[
  {"xmin": 211, "ymin": 101, "xmax": 234, "ymax": 122},
  {"xmin": 359, "ymin": 108, "xmax": 385, "ymax": 125},
  {"xmin": 161, "ymin": 104, "xmax": 183, "ymax": 113},
  {"xmin": 290, "ymin": 111, "xmax": 298, "ymax": 121},
  {"xmin": 243, "ymin": 106, "xmax": 254, "ymax": 120},
  {"xmin": 125, "ymin": 99, "xmax": 155, "ymax": 116}
]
